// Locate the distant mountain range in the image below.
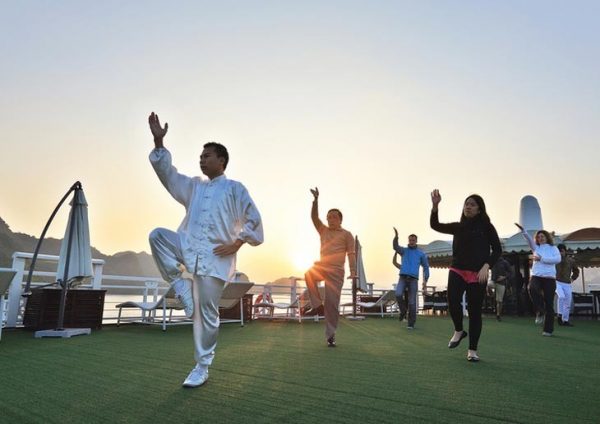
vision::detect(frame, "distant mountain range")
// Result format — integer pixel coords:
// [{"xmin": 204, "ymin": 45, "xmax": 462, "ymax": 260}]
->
[{"xmin": 0, "ymin": 216, "xmax": 160, "ymax": 279}]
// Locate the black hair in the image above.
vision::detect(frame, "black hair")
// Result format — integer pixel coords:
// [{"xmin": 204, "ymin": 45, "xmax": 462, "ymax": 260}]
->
[
  {"xmin": 203, "ymin": 142, "xmax": 229, "ymax": 170},
  {"xmin": 327, "ymin": 208, "xmax": 343, "ymax": 221},
  {"xmin": 409, "ymin": 234, "xmax": 418, "ymax": 239},
  {"xmin": 557, "ymin": 243, "xmax": 567, "ymax": 251},
  {"xmin": 460, "ymin": 194, "xmax": 491, "ymax": 224}
]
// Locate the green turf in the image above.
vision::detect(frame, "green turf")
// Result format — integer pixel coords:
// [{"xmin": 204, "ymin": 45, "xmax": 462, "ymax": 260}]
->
[{"xmin": 1, "ymin": 316, "xmax": 599, "ymax": 424}]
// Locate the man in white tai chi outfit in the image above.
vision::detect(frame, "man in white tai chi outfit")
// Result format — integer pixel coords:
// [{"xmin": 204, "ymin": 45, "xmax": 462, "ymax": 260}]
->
[{"xmin": 147, "ymin": 112, "xmax": 263, "ymax": 388}]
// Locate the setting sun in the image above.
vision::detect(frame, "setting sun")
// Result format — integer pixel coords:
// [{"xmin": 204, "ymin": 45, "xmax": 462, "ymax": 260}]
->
[{"xmin": 292, "ymin": 250, "xmax": 316, "ymax": 273}]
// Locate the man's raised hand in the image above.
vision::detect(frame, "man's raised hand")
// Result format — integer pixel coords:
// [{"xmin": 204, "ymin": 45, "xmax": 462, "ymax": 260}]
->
[
  {"xmin": 149, "ymin": 112, "xmax": 168, "ymax": 148},
  {"xmin": 393, "ymin": 227, "xmax": 399, "ymax": 238},
  {"xmin": 310, "ymin": 187, "xmax": 319, "ymax": 200},
  {"xmin": 431, "ymin": 189, "xmax": 441, "ymax": 207}
]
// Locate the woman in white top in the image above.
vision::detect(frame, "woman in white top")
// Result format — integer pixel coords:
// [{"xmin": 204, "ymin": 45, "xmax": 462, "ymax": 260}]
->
[{"xmin": 515, "ymin": 223, "xmax": 561, "ymax": 336}]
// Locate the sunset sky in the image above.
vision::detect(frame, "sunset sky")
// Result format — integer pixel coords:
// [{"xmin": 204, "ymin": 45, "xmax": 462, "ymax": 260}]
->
[{"xmin": 2, "ymin": 1, "xmax": 599, "ymax": 286}]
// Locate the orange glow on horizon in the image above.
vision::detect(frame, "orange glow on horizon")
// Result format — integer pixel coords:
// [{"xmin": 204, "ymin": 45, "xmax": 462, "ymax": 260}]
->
[{"xmin": 291, "ymin": 250, "xmax": 316, "ymax": 274}]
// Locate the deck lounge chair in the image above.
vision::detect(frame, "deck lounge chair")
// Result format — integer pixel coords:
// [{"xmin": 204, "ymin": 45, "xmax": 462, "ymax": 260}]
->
[
  {"xmin": 219, "ymin": 281, "xmax": 255, "ymax": 326},
  {"xmin": 1, "ymin": 269, "xmax": 17, "ymax": 342},
  {"xmin": 253, "ymin": 287, "xmax": 321, "ymax": 322},
  {"xmin": 572, "ymin": 292, "xmax": 594, "ymax": 316},
  {"xmin": 252, "ymin": 293, "xmax": 303, "ymax": 322},
  {"xmin": 341, "ymin": 290, "xmax": 397, "ymax": 318},
  {"xmin": 117, "ymin": 280, "xmax": 255, "ymax": 330},
  {"xmin": 116, "ymin": 281, "xmax": 189, "ymax": 331}
]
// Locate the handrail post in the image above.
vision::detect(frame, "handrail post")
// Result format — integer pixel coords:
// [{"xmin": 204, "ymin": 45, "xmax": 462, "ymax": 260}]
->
[
  {"xmin": 7, "ymin": 255, "xmax": 26, "ymax": 327},
  {"xmin": 92, "ymin": 261, "xmax": 104, "ymax": 290},
  {"xmin": 290, "ymin": 277, "xmax": 298, "ymax": 318}
]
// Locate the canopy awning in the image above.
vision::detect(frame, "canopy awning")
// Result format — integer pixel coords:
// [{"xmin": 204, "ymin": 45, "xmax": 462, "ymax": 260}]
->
[{"xmin": 422, "ymin": 229, "xmax": 600, "ymax": 268}]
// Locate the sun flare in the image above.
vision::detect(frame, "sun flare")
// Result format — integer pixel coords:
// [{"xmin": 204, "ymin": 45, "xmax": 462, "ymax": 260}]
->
[{"xmin": 292, "ymin": 250, "xmax": 316, "ymax": 273}]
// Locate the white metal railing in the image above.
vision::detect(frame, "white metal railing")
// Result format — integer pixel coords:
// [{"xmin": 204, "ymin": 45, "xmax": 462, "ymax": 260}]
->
[
  {"xmin": 7, "ymin": 252, "xmax": 178, "ymax": 326},
  {"xmin": 6, "ymin": 251, "xmax": 402, "ymax": 327}
]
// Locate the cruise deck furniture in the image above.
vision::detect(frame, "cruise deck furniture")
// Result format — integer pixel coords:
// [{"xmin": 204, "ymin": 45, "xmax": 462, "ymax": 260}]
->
[
  {"xmin": 253, "ymin": 293, "xmax": 303, "ymax": 322},
  {"xmin": 572, "ymin": 292, "xmax": 594, "ymax": 317},
  {"xmin": 117, "ymin": 281, "xmax": 255, "ymax": 330},
  {"xmin": 591, "ymin": 290, "xmax": 600, "ymax": 317},
  {"xmin": 253, "ymin": 288, "xmax": 318, "ymax": 322},
  {"xmin": 116, "ymin": 281, "xmax": 188, "ymax": 331},
  {"xmin": 0, "ymin": 269, "xmax": 17, "ymax": 342},
  {"xmin": 252, "ymin": 287, "xmax": 275, "ymax": 319},
  {"xmin": 432, "ymin": 290, "xmax": 449, "ymax": 315},
  {"xmin": 341, "ymin": 290, "xmax": 397, "ymax": 318},
  {"xmin": 24, "ymin": 288, "xmax": 105, "ymax": 332},
  {"xmin": 218, "ymin": 281, "xmax": 255, "ymax": 326},
  {"xmin": 421, "ymin": 291, "xmax": 434, "ymax": 314}
]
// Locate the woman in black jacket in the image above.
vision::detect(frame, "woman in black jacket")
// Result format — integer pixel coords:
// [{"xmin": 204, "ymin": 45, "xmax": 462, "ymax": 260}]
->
[{"xmin": 430, "ymin": 189, "xmax": 502, "ymax": 362}]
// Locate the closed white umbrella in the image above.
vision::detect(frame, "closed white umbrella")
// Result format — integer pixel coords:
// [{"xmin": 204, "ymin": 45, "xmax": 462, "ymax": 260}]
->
[
  {"xmin": 52, "ymin": 185, "xmax": 92, "ymax": 333},
  {"xmin": 347, "ymin": 236, "xmax": 368, "ymax": 320},
  {"xmin": 29, "ymin": 182, "xmax": 94, "ymax": 337},
  {"xmin": 355, "ymin": 237, "xmax": 368, "ymax": 292},
  {"xmin": 56, "ymin": 188, "xmax": 92, "ymax": 288}
]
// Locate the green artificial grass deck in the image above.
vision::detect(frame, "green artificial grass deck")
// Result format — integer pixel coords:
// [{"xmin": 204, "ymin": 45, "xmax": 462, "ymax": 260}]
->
[{"xmin": 1, "ymin": 316, "xmax": 599, "ymax": 424}]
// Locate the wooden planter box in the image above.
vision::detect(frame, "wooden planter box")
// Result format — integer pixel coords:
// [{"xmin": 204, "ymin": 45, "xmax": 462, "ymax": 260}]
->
[
  {"xmin": 24, "ymin": 288, "xmax": 106, "ymax": 330},
  {"xmin": 219, "ymin": 294, "xmax": 253, "ymax": 321}
]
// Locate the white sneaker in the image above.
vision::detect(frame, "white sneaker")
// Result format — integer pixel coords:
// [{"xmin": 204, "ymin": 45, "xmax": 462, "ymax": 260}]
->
[
  {"xmin": 534, "ymin": 314, "xmax": 544, "ymax": 325},
  {"xmin": 182, "ymin": 364, "xmax": 209, "ymax": 388},
  {"xmin": 173, "ymin": 278, "xmax": 194, "ymax": 318}
]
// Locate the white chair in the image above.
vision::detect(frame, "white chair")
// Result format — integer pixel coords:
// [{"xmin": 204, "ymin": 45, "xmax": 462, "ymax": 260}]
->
[
  {"xmin": 342, "ymin": 290, "xmax": 397, "ymax": 318},
  {"xmin": 117, "ymin": 280, "xmax": 255, "ymax": 330},
  {"xmin": 253, "ymin": 293, "xmax": 303, "ymax": 322},
  {"xmin": 253, "ymin": 288, "xmax": 319, "ymax": 322},
  {"xmin": 116, "ymin": 281, "xmax": 189, "ymax": 331},
  {"xmin": 0, "ymin": 269, "xmax": 17, "ymax": 342},
  {"xmin": 252, "ymin": 286, "xmax": 275, "ymax": 319}
]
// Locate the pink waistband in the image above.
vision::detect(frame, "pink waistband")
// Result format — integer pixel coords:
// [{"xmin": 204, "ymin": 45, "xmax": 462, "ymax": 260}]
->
[{"xmin": 450, "ymin": 267, "xmax": 479, "ymax": 284}]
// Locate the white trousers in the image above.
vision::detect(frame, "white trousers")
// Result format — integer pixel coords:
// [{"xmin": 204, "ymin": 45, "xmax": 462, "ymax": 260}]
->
[
  {"xmin": 555, "ymin": 280, "xmax": 573, "ymax": 322},
  {"xmin": 149, "ymin": 228, "xmax": 225, "ymax": 366}
]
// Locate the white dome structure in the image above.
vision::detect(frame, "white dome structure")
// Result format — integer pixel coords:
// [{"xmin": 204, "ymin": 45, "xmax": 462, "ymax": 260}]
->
[{"xmin": 519, "ymin": 195, "xmax": 543, "ymax": 231}]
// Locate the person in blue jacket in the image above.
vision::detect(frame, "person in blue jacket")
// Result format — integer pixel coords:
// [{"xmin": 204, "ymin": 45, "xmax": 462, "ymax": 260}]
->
[{"xmin": 392, "ymin": 228, "xmax": 430, "ymax": 329}]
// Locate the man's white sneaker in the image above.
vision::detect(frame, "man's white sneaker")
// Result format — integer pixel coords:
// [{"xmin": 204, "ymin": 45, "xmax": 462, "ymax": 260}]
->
[
  {"xmin": 182, "ymin": 364, "xmax": 209, "ymax": 388},
  {"xmin": 173, "ymin": 278, "xmax": 194, "ymax": 318},
  {"xmin": 534, "ymin": 314, "xmax": 544, "ymax": 325}
]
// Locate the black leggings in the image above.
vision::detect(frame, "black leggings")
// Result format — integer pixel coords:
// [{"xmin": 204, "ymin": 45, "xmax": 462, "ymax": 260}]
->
[
  {"xmin": 528, "ymin": 276, "xmax": 556, "ymax": 334},
  {"xmin": 448, "ymin": 270, "xmax": 486, "ymax": 350}
]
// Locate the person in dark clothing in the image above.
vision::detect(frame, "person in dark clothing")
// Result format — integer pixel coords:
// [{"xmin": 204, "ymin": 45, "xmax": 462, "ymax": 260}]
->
[
  {"xmin": 430, "ymin": 189, "xmax": 502, "ymax": 362},
  {"xmin": 490, "ymin": 257, "xmax": 513, "ymax": 321},
  {"xmin": 555, "ymin": 243, "xmax": 579, "ymax": 327}
]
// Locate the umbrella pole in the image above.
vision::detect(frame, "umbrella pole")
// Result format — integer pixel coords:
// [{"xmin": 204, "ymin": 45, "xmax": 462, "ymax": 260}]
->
[
  {"xmin": 352, "ymin": 277, "xmax": 357, "ymax": 318},
  {"xmin": 353, "ymin": 236, "xmax": 358, "ymax": 318},
  {"xmin": 56, "ymin": 187, "xmax": 79, "ymax": 330}
]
